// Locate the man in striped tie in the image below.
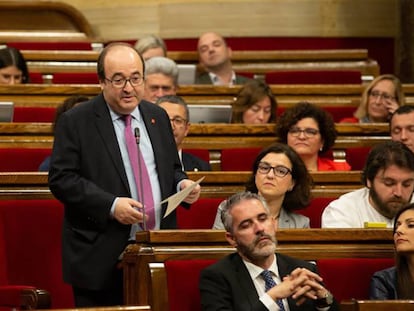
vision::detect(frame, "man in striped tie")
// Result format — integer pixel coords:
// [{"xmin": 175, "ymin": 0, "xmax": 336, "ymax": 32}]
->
[{"xmin": 200, "ymin": 192, "xmax": 337, "ymax": 311}]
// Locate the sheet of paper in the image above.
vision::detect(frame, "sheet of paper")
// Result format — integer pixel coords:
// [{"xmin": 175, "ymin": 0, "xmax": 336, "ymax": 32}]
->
[{"xmin": 162, "ymin": 177, "xmax": 205, "ymax": 218}]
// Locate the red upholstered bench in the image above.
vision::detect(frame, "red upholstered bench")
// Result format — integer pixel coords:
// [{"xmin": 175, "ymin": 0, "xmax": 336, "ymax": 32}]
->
[
  {"xmin": 0, "ymin": 148, "xmax": 52, "ymax": 171},
  {"xmin": 51, "ymin": 72, "xmax": 99, "ymax": 84},
  {"xmin": 220, "ymin": 147, "xmax": 262, "ymax": 171},
  {"xmin": 177, "ymin": 198, "xmax": 222, "ymax": 229},
  {"xmin": 317, "ymin": 258, "xmax": 395, "ymax": 303},
  {"xmin": 277, "ymin": 106, "xmax": 356, "ymax": 123},
  {"xmin": 164, "ymin": 259, "xmax": 217, "ymax": 311},
  {"xmin": 345, "ymin": 147, "xmax": 372, "ymax": 171},
  {"xmin": 13, "ymin": 107, "xmax": 56, "ymax": 122},
  {"xmin": 0, "ymin": 199, "xmax": 74, "ymax": 308},
  {"xmin": 265, "ymin": 70, "xmax": 362, "ymax": 84},
  {"xmin": 296, "ymin": 197, "xmax": 336, "ymax": 228}
]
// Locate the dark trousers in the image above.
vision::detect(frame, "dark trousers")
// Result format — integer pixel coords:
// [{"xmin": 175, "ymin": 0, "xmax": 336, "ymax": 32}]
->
[{"xmin": 72, "ymin": 269, "xmax": 123, "ymax": 307}]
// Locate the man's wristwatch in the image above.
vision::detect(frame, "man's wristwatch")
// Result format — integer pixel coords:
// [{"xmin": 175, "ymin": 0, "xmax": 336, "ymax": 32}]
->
[{"xmin": 315, "ymin": 291, "xmax": 334, "ymax": 308}]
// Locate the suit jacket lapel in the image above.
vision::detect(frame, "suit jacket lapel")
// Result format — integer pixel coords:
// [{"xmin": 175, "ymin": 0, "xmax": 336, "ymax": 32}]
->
[
  {"xmin": 232, "ymin": 254, "xmax": 262, "ymax": 309},
  {"xmin": 93, "ymin": 94, "xmax": 130, "ymax": 191}
]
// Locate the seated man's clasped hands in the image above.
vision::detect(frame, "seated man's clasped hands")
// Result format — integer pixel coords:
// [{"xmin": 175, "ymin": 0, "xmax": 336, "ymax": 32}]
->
[{"xmin": 200, "ymin": 191, "xmax": 338, "ymax": 311}]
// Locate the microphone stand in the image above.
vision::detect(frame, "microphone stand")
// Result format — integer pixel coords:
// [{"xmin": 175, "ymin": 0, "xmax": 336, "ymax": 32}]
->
[{"xmin": 134, "ymin": 127, "xmax": 147, "ymax": 231}]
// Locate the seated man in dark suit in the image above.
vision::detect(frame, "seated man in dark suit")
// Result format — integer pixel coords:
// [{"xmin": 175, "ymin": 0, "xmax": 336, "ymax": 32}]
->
[
  {"xmin": 196, "ymin": 32, "xmax": 251, "ymax": 86},
  {"xmin": 200, "ymin": 191, "xmax": 338, "ymax": 311},
  {"xmin": 156, "ymin": 95, "xmax": 211, "ymax": 171}
]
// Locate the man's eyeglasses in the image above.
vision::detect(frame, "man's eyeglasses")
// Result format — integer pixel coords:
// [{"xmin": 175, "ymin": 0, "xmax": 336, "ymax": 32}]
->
[
  {"xmin": 148, "ymin": 85, "xmax": 174, "ymax": 92},
  {"xmin": 369, "ymin": 91, "xmax": 396, "ymax": 101},
  {"xmin": 288, "ymin": 127, "xmax": 319, "ymax": 138},
  {"xmin": 170, "ymin": 117, "xmax": 187, "ymax": 127},
  {"xmin": 105, "ymin": 76, "xmax": 144, "ymax": 88},
  {"xmin": 257, "ymin": 163, "xmax": 292, "ymax": 177}
]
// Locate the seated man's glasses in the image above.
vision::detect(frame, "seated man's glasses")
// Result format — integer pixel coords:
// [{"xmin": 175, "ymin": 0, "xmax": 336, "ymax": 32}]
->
[
  {"xmin": 105, "ymin": 75, "xmax": 144, "ymax": 88},
  {"xmin": 288, "ymin": 127, "xmax": 319, "ymax": 138},
  {"xmin": 170, "ymin": 116, "xmax": 187, "ymax": 127},
  {"xmin": 257, "ymin": 163, "xmax": 292, "ymax": 177}
]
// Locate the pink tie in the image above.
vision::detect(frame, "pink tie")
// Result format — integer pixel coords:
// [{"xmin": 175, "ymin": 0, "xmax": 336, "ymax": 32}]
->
[{"xmin": 123, "ymin": 115, "xmax": 155, "ymax": 230}]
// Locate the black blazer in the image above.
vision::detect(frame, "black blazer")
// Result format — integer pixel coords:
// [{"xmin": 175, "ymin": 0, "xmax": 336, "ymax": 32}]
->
[
  {"xmin": 200, "ymin": 252, "xmax": 339, "ymax": 311},
  {"xmin": 195, "ymin": 71, "xmax": 251, "ymax": 85},
  {"xmin": 182, "ymin": 151, "xmax": 211, "ymax": 171},
  {"xmin": 49, "ymin": 93, "xmax": 187, "ymax": 290}
]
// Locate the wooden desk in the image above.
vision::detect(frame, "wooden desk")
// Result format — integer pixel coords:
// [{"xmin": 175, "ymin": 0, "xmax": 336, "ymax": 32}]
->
[
  {"xmin": 123, "ymin": 229, "xmax": 393, "ymax": 306},
  {"xmin": 341, "ymin": 300, "xmax": 414, "ymax": 311}
]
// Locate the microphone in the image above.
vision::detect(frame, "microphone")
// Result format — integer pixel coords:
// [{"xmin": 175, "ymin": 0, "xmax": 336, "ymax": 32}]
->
[
  {"xmin": 134, "ymin": 128, "xmax": 140, "ymax": 145},
  {"xmin": 134, "ymin": 127, "xmax": 147, "ymax": 230}
]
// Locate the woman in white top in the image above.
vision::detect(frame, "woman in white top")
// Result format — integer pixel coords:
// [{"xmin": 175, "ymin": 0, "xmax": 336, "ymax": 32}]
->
[{"xmin": 213, "ymin": 143, "xmax": 313, "ymax": 229}]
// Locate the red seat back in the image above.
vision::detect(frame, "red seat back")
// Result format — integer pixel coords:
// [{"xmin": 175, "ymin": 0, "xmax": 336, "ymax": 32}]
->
[
  {"xmin": 165, "ymin": 259, "xmax": 217, "ymax": 311},
  {"xmin": 296, "ymin": 197, "xmax": 336, "ymax": 228},
  {"xmin": 51, "ymin": 73, "xmax": 99, "ymax": 84},
  {"xmin": 0, "ymin": 148, "xmax": 51, "ymax": 171},
  {"xmin": 317, "ymin": 258, "xmax": 395, "ymax": 303},
  {"xmin": 345, "ymin": 147, "xmax": 372, "ymax": 171},
  {"xmin": 265, "ymin": 70, "xmax": 362, "ymax": 84},
  {"xmin": 13, "ymin": 107, "xmax": 56, "ymax": 122},
  {"xmin": 0, "ymin": 199, "xmax": 74, "ymax": 308},
  {"xmin": 7, "ymin": 42, "xmax": 96, "ymax": 50},
  {"xmin": 177, "ymin": 198, "xmax": 222, "ymax": 229},
  {"xmin": 277, "ymin": 106, "xmax": 356, "ymax": 123},
  {"xmin": 221, "ymin": 148, "xmax": 262, "ymax": 171}
]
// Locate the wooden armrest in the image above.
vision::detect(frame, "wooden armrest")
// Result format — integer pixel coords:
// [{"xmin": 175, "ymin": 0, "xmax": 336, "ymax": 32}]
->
[{"xmin": 0, "ymin": 286, "xmax": 51, "ymax": 309}]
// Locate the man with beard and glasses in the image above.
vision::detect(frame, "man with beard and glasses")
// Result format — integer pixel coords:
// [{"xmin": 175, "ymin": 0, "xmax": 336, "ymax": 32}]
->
[
  {"xmin": 322, "ymin": 141, "xmax": 414, "ymax": 228},
  {"xmin": 200, "ymin": 191, "xmax": 338, "ymax": 311}
]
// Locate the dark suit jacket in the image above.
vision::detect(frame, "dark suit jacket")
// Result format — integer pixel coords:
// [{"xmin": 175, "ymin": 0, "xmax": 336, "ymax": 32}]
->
[
  {"xmin": 195, "ymin": 71, "xmax": 251, "ymax": 85},
  {"xmin": 200, "ymin": 252, "xmax": 339, "ymax": 311},
  {"xmin": 48, "ymin": 93, "xmax": 187, "ymax": 290},
  {"xmin": 370, "ymin": 267, "xmax": 398, "ymax": 299},
  {"xmin": 182, "ymin": 151, "xmax": 211, "ymax": 171}
]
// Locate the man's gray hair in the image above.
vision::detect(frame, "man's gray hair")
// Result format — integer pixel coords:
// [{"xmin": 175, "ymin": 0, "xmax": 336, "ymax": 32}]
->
[
  {"xmin": 145, "ymin": 56, "xmax": 178, "ymax": 85},
  {"xmin": 220, "ymin": 191, "xmax": 269, "ymax": 233}
]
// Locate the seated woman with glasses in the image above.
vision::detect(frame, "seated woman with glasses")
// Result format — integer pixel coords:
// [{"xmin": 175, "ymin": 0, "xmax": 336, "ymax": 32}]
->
[
  {"xmin": 340, "ymin": 74, "xmax": 405, "ymax": 123},
  {"xmin": 276, "ymin": 101, "xmax": 351, "ymax": 171},
  {"xmin": 212, "ymin": 142, "xmax": 312, "ymax": 229}
]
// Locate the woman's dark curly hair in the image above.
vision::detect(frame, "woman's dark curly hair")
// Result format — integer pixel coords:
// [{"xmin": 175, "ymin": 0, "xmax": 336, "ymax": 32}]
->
[
  {"xmin": 275, "ymin": 101, "xmax": 337, "ymax": 154},
  {"xmin": 245, "ymin": 143, "xmax": 313, "ymax": 211}
]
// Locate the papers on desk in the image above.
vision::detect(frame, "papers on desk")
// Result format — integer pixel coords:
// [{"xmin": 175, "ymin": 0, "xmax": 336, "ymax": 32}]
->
[{"xmin": 162, "ymin": 177, "xmax": 204, "ymax": 218}]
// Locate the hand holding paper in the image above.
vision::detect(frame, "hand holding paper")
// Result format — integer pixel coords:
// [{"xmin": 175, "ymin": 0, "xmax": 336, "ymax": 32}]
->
[{"xmin": 162, "ymin": 177, "xmax": 204, "ymax": 218}]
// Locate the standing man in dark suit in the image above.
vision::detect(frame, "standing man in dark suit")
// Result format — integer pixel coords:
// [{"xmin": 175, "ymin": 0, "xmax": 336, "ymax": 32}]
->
[
  {"xmin": 156, "ymin": 95, "xmax": 211, "ymax": 171},
  {"xmin": 200, "ymin": 192, "xmax": 338, "ymax": 311},
  {"xmin": 196, "ymin": 32, "xmax": 251, "ymax": 86},
  {"xmin": 48, "ymin": 42, "xmax": 200, "ymax": 307}
]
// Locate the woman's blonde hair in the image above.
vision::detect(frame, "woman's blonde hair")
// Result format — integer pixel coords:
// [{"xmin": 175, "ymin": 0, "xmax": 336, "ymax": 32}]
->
[{"xmin": 354, "ymin": 74, "xmax": 405, "ymax": 120}]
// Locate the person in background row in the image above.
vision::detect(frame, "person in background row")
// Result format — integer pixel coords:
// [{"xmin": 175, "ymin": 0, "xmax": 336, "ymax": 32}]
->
[
  {"xmin": 48, "ymin": 43, "xmax": 200, "ymax": 307},
  {"xmin": 0, "ymin": 46, "xmax": 29, "ymax": 84},
  {"xmin": 370, "ymin": 202, "xmax": 414, "ymax": 299},
  {"xmin": 196, "ymin": 32, "xmax": 251, "ymax": 86},
  {"xmin": 276, "ymin": 101, "xmax": 351, "ymax": 171},
  {"xmin": 390, "ymin": 105, "xmax": 414, "ymax": 153},
  {"xmin": 38, "ymin": 95, "xmax": 89, "ymax": 172},
  {"xmin": 143, "ymin": 56, "xmax": 178, "ymax": 103},
  {"xmin": 231, "ymin": 79, "xmax": 277, "ymax": 124},
  {"xmin": 212, "ymin": 143, "xmax": 312, "ymax": 229},
  {"xmin": 322, "ymin": 141, "xmax": 414, "ymax": 228},
  {"xmin": 134, "ymin": 34, "xmax": 167, "ymax": 61},
  {"xmin": 156, "ymin": 95, "xmax": 211, "ymax": 171},
  {"xmin": 340, "ymin": 74, "xmax": 405, "ymax": 123},
  {"xmin": 200, "ymin": 191, "xmax": 338, "ymax": 311}
]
